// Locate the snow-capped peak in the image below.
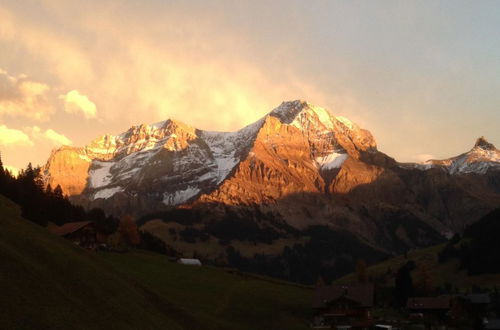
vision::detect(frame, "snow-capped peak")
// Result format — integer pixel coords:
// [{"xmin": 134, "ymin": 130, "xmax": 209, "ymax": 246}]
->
[
  {"xmin": 409, "ymin": 137, "xmax": 500, "ymax": 175},
  {"xmin": 43, "ymin": 100, "xmax": 375, "ymax": 209},
  {"xmin": 270, "ymin": 100, "xmax": 310, "ymax": 123},
  {"xmin": 269, "ymin": 100, "xmax": 358, "ymax": 133}
]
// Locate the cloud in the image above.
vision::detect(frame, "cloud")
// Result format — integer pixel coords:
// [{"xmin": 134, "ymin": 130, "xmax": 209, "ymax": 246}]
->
[
  {"xmin": 0, "ymin": 124, "xmax": 71, "ymax": 171},
  {"xmin": 0, "ymin": 124, "xmax": 34, "ymax": 147},
  {"xmin": 60, "ymin": 90, "xmax": 97, "ymax": 119},
  {"xmin": 26, "ymin": 126, "xmax": 72, "ymax": 146},
  {"xmin": 412, "ymin": 153, "xmax": 436, "ymax": 163},
  {"xmin": 43, "ymin": 128, "xmax": 72, "ymax": 146},
  {"xmin": 0, "ymin": 4, "xmax": 332, "ymax": 131},
  {"xmin": 0, "ymin": 68, "xmax": 55, "ymax": 121}
]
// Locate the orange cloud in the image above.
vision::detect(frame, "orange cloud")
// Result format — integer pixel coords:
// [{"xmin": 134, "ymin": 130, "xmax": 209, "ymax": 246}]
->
[
  {"xmin": 42, "ymin": 128, "xmax": 73, "ymax": 146},
  {"xmin": 0, "ymin": 2, "xmax": 373, "ymax": 170},
  {"xmin": 0, "ymin": 124, "xmax": 33, "ymax": 147},
  {"xmin": 0, "ymin": 4, "xmax": 335, "ymax": 132},
  {"xmin": 0, "ymin": 68, "xmax": 54, "ymax": 121},
  {"xmin": 60, "ymin": 90, "xmax": 97, "ymax": 119},
  {"xmin": 26, "ymin": 126, "xmax": 72, "ymax": 146}
]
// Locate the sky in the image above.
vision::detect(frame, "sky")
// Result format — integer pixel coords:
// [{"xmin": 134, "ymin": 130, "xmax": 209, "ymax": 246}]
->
[{"xmin": 0, "ymin": 0, "xmax": 499, "ymax": 173}]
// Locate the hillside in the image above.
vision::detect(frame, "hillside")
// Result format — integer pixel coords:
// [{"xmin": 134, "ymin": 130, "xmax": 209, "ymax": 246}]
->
[
  {"xmin": 336, "ymin": 243, "xmax": 500, "ymax": 290},
  {"xmin": 0, "ymin": 195, "xmax": 312, "ymax": 330}
]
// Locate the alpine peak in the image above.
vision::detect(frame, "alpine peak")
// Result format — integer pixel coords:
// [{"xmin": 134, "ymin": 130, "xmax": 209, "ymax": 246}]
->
[
  {"xmin": 42, "ymin": 101, "xmax": 380, "ymax": 212},
  {"xmin": 270, "ymin": 100, "xmax": 334, "ymax": 128},
  {"xmin": 268, "ymin": 100, "xmax": 359, "ymax": 133},
  {"xmin": 474, "ymin": 136, "xmax": 496, "ymax": 151}
]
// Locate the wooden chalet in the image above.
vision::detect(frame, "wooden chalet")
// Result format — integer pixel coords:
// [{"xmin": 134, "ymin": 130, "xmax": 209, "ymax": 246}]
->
[
  {"xmin": 406, "ymin": 296, "xmax": 451, "ymax": 324},
  {"xmin": 50, "ymin": 221, "xmax": 100, "ymax": 249},
  {"xmin": 312, "ymin": 283, "xmax": 374, "ymax": 329},
  {"xmin": 484, "ymin": 319, "xmax": 500, "ymax": 330},
  {"xmin": 461, "ymin": 293, "xmax": 491, "ymax": 317},
  {"xmin": 450, "ymin": 293, "xmax": 492, "ymax": 327}
]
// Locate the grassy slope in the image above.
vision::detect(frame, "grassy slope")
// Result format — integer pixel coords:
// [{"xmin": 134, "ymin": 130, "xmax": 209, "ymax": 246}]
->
[
  {"xmin": 0, "ymin": 195, "xmax": 312, "ymax": 330},
  {"xmin": 102, "ymin": 253, "xmax": 312, "ymax": 330},
  {"xmin": 336, "ymin": 243, "xmax": 500, "ymax": 289}
]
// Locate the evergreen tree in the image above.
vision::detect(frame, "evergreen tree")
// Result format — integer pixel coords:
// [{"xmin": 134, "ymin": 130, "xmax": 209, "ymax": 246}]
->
[
  {"xmin": 416, "ymin": 262, "xmax": 433, "ymax": 296},
  {"xmin": 0, "ymin": 151, "xmax": 5, "ymax": 177},
  {"xmin": 315, "ymin": 276, "xmax": 325, "ymax": 288},
  {"xmin": 356, "ymin": 259, "xmax": 368, "ymax": 283},
  {"xmin": 0, "ymin": 152, "xmax": 6, "ymax": 192},
  {"xmin": 46, "ymin": 184, "xmax": 53, "ymax": 195},
  {"xmin": 395, "ymin": 261, "xmax": 416, "ymax": 308},
  {"xmin": 0, "ymin": 155, "xmax": 111, "ymax": 229},
  {"xmin": 53, "ymin": 185, "xmax": 64, "ymax": 199}
]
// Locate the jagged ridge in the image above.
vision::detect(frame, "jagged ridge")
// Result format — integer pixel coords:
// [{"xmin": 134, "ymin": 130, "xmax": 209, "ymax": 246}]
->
[
  {"xmin": 42, "ymin": 101, "xmax": 500, "ymax": 253},
  {"xmin": 43, "ymin": 100, "xmax": 375, "ymax": 207}
]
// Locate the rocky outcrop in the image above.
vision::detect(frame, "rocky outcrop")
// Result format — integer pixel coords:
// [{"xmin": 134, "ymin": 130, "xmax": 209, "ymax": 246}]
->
[{"xmin": 42, "ymin": 147, "xmax": 91, "ymax": 195}]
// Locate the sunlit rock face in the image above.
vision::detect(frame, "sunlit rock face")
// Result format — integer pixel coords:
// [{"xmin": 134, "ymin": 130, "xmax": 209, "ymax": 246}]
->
[
  {"xmin": 45, "ymin": 100, "xmax": 378, "ymax": 210},
  {"xmin": 43, "ymin": 100, "xmax": 500, "ymax": 246},
  {"xmin": 43, "ymin": 147, "xmax": 91, "ymax": 195},
  {"xmin": 198, "ymin": 100, "xmax": 377, "ymax": 205}
]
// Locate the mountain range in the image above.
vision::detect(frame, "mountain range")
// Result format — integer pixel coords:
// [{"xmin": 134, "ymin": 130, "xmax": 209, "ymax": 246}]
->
[{"xmin": 42, "ymin": 100, "xmax": 500, "ymax": 256}]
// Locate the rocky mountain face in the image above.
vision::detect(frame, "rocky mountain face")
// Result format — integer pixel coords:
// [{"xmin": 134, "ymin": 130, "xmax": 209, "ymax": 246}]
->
[
  {"xmin": 42, "ymin": 100, "xmax": 500, "ymax": 255},
  {"xmin": 423, "ymin": 136, "xmax": 500, "ymax": 174}
]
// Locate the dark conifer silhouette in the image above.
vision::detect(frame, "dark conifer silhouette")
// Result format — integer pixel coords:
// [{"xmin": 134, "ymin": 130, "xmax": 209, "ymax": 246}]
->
[
  {"xmin": 395, "ymin": 260, "xmax": 416, "ymax": 308},
  {"xmin": 0, "ymin": 149, "xmax": 118, "ymax": 231}
]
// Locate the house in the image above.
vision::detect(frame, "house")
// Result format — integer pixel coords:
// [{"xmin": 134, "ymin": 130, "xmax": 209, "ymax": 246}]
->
[
  {"xmin": 177, "ymin": 258, "xmax": 202, "ymax": 266},
  {"xmin": 406, "ymin": 296, "xmax": 451, "ymax": 324},
  {"xmin": 464, "ymin": 293, "xmax": 491, "ymax": 316},
  {"xmin": 451, "ymin": 293, "xmax": 491, "ymax": 327},
  {"xmin": 484, "ymin": 319, "xmax": 500, "ymax": 330},
  {"xmin": 50, "ymin": 221, "xmax": 99, "ymax": 249},
  {"xmin": 312, "ymin": 283, "xmax": 374, "ymax": 329}
]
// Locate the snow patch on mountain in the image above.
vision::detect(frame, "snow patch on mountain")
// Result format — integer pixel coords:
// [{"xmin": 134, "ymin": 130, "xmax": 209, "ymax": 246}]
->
[
  {"xmin": 89, "ymin": 161, "xmax": 114, "ymax": 188},
  {"xmin": 200, "ymin": 132, "xmax": 240, "ymax": 184},
  {"xmin": 315, "ymin": 152, "xmax": 348, "ymax": 170},
  {"xmin": 270, "ymin": 101, "xmax": 336, "ymax": 132},
  {"xmin": 443, "ymin": 147, "xmax": 500, "ymax": 174},
  {"xmin": 305, "ymin": 105, "xmax": 335, "ymax": 129},
  {"xmin": 163, "ymin": 187, "xmax": 200, "ymax": 205},
  {"xmin": 94, "ymin": 186, "xmax": 123, "ymax": 199},
  {"xmin": 336, "ymin": 116, "xmax": 354, "ymax": 129},
  {"xmin": 200, "ymin": 118, "xmax": 264, "ymax": 184}
]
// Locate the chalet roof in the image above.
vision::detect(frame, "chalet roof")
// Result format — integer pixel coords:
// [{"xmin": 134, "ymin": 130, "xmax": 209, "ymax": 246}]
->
[
  {"xmin": 177, "ymin": 258, "xmax": 202, "ymax": 266},
  {"xmin": 313, "ymin": 283, "xmax": 374, "ymax": 309},
  {"xmin": 407, "ymin": 296, "xmax": 451, "ymax": 310},
  {"xmin": 467, "ymin": 293, "xmax": 491, "ymax": 304},
  {"xmin": 485, "ymin": 319, "xmax": 500, "ymax": 330},
  {"xmin": 50, "ymin": 221, "xmax": 93, "ymax": 236}
]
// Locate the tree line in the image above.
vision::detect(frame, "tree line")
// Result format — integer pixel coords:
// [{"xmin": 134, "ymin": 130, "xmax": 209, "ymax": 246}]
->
[
  {"xmin": 0, "ymin": 152, "xmax": 175, "ymax": 253},
  {"xmin": 0, "ymin": 153, "xmax": 117, "ymax": 234}
]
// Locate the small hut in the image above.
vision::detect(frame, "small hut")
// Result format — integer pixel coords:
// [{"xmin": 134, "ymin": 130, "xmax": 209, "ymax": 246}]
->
[
  {"xmin": 312, "ymin": 283, "xmax": 374, "ymax": 329},
  {"xmin": 177, "ymin": 258, "xmax": 202, "ymax": 266},
  {"xmin": 50, "ymin": 221, "xmax": 98, "ymax": 249}
]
